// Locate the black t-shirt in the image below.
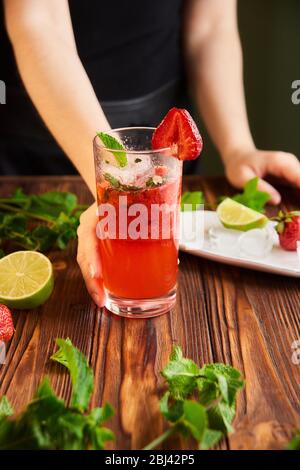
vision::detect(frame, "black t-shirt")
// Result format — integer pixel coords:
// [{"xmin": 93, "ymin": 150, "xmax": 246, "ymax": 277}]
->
[{"xmin": 0, "ymin": 0, "xmax": 184, "ymax": 140}]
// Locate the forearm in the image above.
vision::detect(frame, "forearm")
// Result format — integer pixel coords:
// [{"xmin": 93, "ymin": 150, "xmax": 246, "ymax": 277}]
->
[
  {"xmin": 186, "ymin": 25, "xmax": 255, "ymax": 164},
  {"xmin": 7, "ymin": 22, "xmax": 109, "ymax": 195}
]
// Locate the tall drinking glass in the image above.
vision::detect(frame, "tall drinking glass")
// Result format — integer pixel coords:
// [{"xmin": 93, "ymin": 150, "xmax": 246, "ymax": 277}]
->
[{"xmin": 94, "ymin": 128, "xmax": 182, "ymax": 318}]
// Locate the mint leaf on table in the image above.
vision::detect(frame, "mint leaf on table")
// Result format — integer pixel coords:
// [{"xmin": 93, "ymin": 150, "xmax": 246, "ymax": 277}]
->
[
  {"xmin": 231, "ymin": 177, "xmax": 270, "ymax": 213},
  {"xmin": 145, "ymin": 345, "xmax": 244, "ymax": 450},
  {"xmin": 86, "ymin": 404, "xmax": 115, "ymax": 450},
  {"xmin": 54, "ymin": 212, "xmax": 81, "ymax": 250},
  {"xmin": 0, "ymin": 378, "xmax": 113, "ymax": 450},
  {"xmin": 205, "ymin": 401, "xmax": 236, "ymax": 434},
  {"xmin": 0, "ymin": 397, "xmax": 13, "ymax": 419},
  {"xmin": 161, "ymin": 344, "xmax": 201, "ymax": 400},
  {"xmin": 182, "ymin": 400, "xmax": 207, "ymax": 441},
  {"xmin": 198, "ymin": 363, "xmax": 244, "ymax": 406},
  {"xmin": 0, "ymin": 379, "xmax": 65, "ymax": 450},
  {"xmin": 181, "ymin": 191, "xmax": 205, "ymax": 211},
  {"xmin": 197, "ymin": 364, "xmax": 244, "ymax": 434},
  {"xmin": 13, "ymin": 187, "xmax": 31, "ymax": 200},
  {"xmin": 160, "ymin": 391, "xmax": 184, "ymax": 423},
  {"xmin": 88, "ymin": 423, "xmax": 115, "ymax": 450},
  {"xmin": 181, "ymin": 178, "xmax": 269, "ymax": 213},
  {"xmin": 0, "ymin": 189, "xmax": 78, "ymax": 220},
  {"xmin": 287, "ymin": 429, "xmax": 300, "ymax": 450},
  {"xmin": 97, "ymin": 132, "xmax": 128, "ymax": 168},
  {"xmin": 30, "ymin": 225, "xmax": 58, "ymax": 252},
  {"xmin": 0, "ymin": 188, "xmax": 85, "ymax": 255},
  {"xmin": 29, "ymin": 191, "xmax": 77, "ymax": 219},
  {"xmin": 200, "ymin": 428, "xmax": 223, "ymax": 450},
  {"xmin": 87, "ymin": 403, "xmax": 114, "ymax": 426},
  {"xmin": 50, "ymin": 338, "xmax": 94, "ymax": 413},
  {"xmin": 0, "ymin": 339, "xmax": 114, "ymax": 450},
  {"xmin": 179, "ymin": 400, "xmax": 222, "ymax": 450}
]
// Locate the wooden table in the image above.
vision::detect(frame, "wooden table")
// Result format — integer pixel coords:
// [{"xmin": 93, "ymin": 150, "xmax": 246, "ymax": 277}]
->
[{"xmin": 0, "ymin": 175, "xmax": 300, "ymax": 450}]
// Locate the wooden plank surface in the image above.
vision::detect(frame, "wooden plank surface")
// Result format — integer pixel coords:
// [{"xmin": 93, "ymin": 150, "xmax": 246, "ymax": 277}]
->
[{"xmin": 0, "ymin": 175, "xmax": 300, "ymax": 450}]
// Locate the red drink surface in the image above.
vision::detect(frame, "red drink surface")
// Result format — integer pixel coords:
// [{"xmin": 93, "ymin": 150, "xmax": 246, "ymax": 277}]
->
[{"xmin": 97, "ymin": 178, "xmax": 181, "ymax": 299}]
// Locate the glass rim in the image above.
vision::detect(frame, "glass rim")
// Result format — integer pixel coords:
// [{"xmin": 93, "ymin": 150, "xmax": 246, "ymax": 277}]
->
[{"xmin": 93, "ymin": 126, "xmax": 172, "ymax": 155}]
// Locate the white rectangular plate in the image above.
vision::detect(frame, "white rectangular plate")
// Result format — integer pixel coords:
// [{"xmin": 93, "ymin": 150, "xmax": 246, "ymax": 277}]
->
[{"xmin": 179, "ymin": 211, "xmax": 300, "ymax": 278}]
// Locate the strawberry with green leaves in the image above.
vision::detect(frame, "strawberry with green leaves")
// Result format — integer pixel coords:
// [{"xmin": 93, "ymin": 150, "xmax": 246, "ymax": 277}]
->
[{"xmin": 274, "ymin": 211, "xmax": 300, "ymax": 251}]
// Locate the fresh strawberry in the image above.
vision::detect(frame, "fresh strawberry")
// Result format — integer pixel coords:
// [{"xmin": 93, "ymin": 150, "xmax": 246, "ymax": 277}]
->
[
  {"xmin": 152, "ymin": 107, "xmax": 203, "ymax": 160},
  {"xmin": 274, "ymin": 211, "xmax": 300, "ymax": 251},
  {"xmin": 0, "ymin": 304, "xmax": 14, "ymax": 342}
]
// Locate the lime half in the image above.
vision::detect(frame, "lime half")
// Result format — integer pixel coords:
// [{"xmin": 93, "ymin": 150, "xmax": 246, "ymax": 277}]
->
[
  {"xmin": 217, "ymin": 198, "xmax": 268, "ymax": 231},
  {"xmin": 0, "ymin": 251, "xmax": 54, "ymax": 309}
]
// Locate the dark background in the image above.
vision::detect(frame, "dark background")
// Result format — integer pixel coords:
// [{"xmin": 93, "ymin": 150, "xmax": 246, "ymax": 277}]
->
[{"xmin": 201, "ymin": 0, "xmax": 300, "ymax": 175}]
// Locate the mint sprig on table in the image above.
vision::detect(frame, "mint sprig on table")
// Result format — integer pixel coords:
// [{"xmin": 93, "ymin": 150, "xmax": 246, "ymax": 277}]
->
[
  {"xmin": 97, "ymin": 132, "xmax": 128, "ymax": 168},
  {"xmin": 0, "ymin": 338, "xmax": 114, "ymax": 450},
  {"xmin": 0, "ymin": 341, "xmax": 244, "ymax": 450},
  {"xmin": 144, "ymin": 345, "xmax": 244, "ymax": 450},
  {"xmin": 50, "ymin": 338, "xmax": 94, "ymax": 413},
  {"xmin": 181, "ymin": 177, "xmax": 271, "ymax": 213},
  {"xmin": 231, "ymin": 177, "xmax": 270, "ymax": 213},
  {"xmin": 0, "ymin": 340, "xmax": 297, "ymax": 451},
  {"xmin": 0, "ymin": 188, "xmax": 85, "ymax": 256}
]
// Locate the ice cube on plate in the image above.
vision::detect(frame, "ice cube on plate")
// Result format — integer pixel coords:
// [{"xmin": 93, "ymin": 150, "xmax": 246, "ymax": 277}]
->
[
  {"xmin": 208, "ymin": 226, "xmax": 239, "ymax": 255},
  {"xmin": 238, "ymin": 226, "xmax": 276, "ymax": 259}
]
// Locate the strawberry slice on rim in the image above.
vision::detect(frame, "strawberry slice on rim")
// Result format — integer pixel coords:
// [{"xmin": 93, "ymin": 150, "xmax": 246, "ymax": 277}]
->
[{"xmin": 152, "ymin": 107, "xmax": 203, "ymax": 160}]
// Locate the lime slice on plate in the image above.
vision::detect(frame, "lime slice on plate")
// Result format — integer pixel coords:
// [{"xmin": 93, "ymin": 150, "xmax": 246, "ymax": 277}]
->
[
  {"xmin": 0, "ymin": 251, "xmax": 54, "ymax": 309},
  {"xmin": 217, "ymin": 198, "xmax": 268, "ymax": 231}
]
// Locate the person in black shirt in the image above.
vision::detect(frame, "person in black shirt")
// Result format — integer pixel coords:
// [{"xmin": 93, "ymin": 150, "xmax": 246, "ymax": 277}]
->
[{"xmin": 1, "ymin": 0, "xmax": 300, "ymax": 305}]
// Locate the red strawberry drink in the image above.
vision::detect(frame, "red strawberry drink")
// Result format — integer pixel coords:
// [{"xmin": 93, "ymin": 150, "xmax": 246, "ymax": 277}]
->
[{"xmin": 94, "ymin": 109, "xmax": 203, "ymax": 318}]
